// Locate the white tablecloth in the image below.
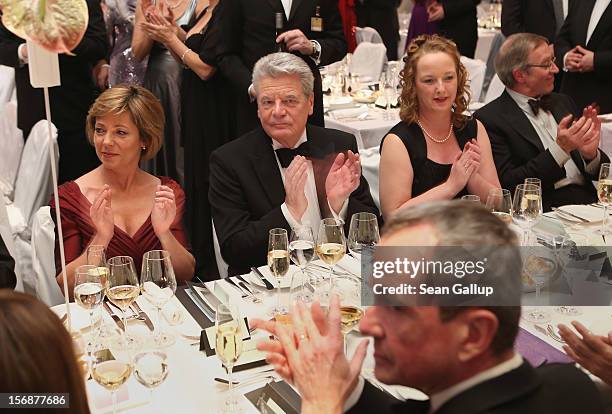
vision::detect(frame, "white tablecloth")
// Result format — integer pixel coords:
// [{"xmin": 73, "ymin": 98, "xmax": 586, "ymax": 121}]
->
[{"xmin": 600, "ymin": 114, "xmax": 612, "ymax": 157}]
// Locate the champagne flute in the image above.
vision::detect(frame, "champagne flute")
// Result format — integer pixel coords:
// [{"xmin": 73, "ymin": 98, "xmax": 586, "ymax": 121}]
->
[
  {"xmin": 316, "ymin": 218, "xmax": 346, "ymax": 294},
  {"xmin": 268, "ymin": 228, "xmax": 290, "ymax": 317},
  {"xmin": 524, "ymin": 177, "xmax": 542, "ymax": 188},
  {"xmin": 92, "ymin": 348, "xmax": 132, "ymax": 414},
  {"xmin": 335, "ymin": 276, "xmax": 363, "ymax": 355},
  {"xmin": 512, "ymin": 184, "xmax": 542, "ymax": 245},
  {"xmin": 486, "ymin": 188, "xmax": 512, "ymax": 224},
  {"xmin": 347, "ymin": 212, "xmax": 380, "ymax": 262},
  {"xmin": 140, "ymin": 250, "xmax": 177, "ymax": 347},
  {"xmin": 289, "ymin": 226, "xmax": 315, "ymax": 303},
  {"xmin": 74, "ymin": 264, "xmax": 105, "ymax": 371},
  {"xmin": 107, "ymin": 256, "xmax": 140, "ymax": 345},
  {"xmin": 597, "ymin": 163, "xmax": 612, "ymax": 235},
  {"xmin": 86, "ymin": 245, "xmax": 112, "ymax": 341},
  {"xmin": 134, "ymin": 350, "xmax": 169, "ymax": 410},
  {"xmin": 216, "ymin": 303, "xmax": 243, "ymax": 413}
]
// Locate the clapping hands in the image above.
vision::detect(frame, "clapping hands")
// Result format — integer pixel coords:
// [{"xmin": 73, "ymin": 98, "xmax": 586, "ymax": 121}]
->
[
  {"xmin": 90, "ymin": 185, "xmax": 114, "ymax": 245},
  {"xmin": 284, "ymin": 156, "xmax": 309, "ymax": 221},
  {"xmin": 447, "ymin": 139, "xmax": 481, "ymax": 193},
  {"xmin": 140, "ymin": 0, "xmax": 177, "ymax": 44},
  {"xmin": 151, "ymin": 185, "xmax": 177, "ymax": 238},
  {"xmin": 556, "ymin": 105, "xmax": 601, "ymax": 160},
  {"xmin": 326, "ymin": 151, "xmax": 361, "ymax": 214}
]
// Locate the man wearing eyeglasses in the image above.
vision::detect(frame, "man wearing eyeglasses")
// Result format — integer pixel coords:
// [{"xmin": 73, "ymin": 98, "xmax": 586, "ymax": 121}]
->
[
  {"xmin": 209, "ymin": 53, "xmax": 379, "ymax": 277},
  {"xmin": 475, "ymin": 33, "xmax": 609, "ymax": 211}
]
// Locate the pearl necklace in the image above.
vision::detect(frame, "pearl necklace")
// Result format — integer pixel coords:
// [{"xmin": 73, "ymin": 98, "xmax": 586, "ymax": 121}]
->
[{"xmin": 416, "ymin": 119, "xmax": 453, "ymax": 143}]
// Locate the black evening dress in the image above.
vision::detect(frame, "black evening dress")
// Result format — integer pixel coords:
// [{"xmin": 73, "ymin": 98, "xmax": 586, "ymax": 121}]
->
[
  {"xmin": 181, "ymin": 5, "xmax": 236, "ymax": 279},
  {"xmin": 381, "ymin": 118, "xmax": 478, "ymax": 199}
]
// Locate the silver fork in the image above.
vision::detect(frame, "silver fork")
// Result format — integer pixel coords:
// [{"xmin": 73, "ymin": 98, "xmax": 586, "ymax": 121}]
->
[{"xmin": 546, "ymin": 324, "xmax": 565, "ymax": 343}]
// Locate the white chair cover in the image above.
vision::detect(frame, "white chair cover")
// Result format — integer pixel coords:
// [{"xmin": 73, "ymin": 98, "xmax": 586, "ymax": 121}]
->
[
  {"xmin": 484, "ymin": 74, "xmax": 505, "ymax": 104},
  {"xmin": 460, "ymin": 56, "xmax": 486, "ymax": 104},
  {"xmin": 0, "ymin": 101, "xmax": 24, "ymax": 201},
  {"xmin": 212, "ymin": 220, "xmax": 229, "ymax": 279},
  {"xmin": 0, "ymin": 195, "xmax": 23, "ymax": 291},
  {"xmin": 359, "ymin": 147, "xmax": 381, "ymax": 209},
  {"xmin": 12, "ymin": 119, "xmax": 58, "ymax": 230},
  {"xmin": 355, "ymin": 27, "xmax": 384, "ymax": 45},
  {"xmin": 31, "ymin": 206, "xmax": 64, "ymax": 306},
  {"xmin": 0, "ymin": 65, "xmax": 16, "ymax": 111},
  {"xmin": 350, "ymin": 42, "xmax": 387, "ymax": 82}
]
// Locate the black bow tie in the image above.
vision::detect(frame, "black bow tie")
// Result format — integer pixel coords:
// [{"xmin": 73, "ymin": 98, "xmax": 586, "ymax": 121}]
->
[
  {"xmin": 528, "ymin": 95, "xmax": 553, "ymax": 115},
  {"xmin": 275, "ymin": 141, "xmax": 314, "ymax": 168}
]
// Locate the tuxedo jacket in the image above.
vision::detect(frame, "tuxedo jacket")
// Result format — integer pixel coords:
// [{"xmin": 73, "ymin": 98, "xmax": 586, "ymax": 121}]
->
[
  {"xmin": 215, "ymin": 0, "xmax": 347, "ymax": 136},
  {"xmin": 0, "ymin": 234, "xmax": 16, "ymax": 290},
  {"xmin": 348, "ymin": 362, "xmax": 604, "ymax": 414},
  {"xmin": 475, "ymin": 90, "xmax": 609, "ymax": 211},
  {"xmin": 355, "ymin": 0, "xmax": 401, "ymax": 60},
  {"xmin": 0, "ymin": 0, "xmax": 108, "ymax": 137},
  {"xmin": 502, "ymin": 0, "xmax": 574, "ymax": 43},
  {"xmin": 438, "ymin": 0, "xmax": 480, "ymax": 58},
  {"xmin": 209, "ymin": 125, "xmax": 379, "ymax": 277},
  {"xmin": 555, "ymin": 0, "xmax": 612, "ymax": 114}
]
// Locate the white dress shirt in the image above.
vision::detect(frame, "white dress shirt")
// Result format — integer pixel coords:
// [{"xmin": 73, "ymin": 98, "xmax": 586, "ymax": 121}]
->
[
  {"xmin": 281, "ymin": 0, "xmax": 292, "ymax": 19},
  {"xmin": 272, "ymin": 129, "xmax": 348, "ymax": 232},
  {"xmin": 428, "ymin": 353, "xmax": 524, "ymax": 413},
  {"xmin": 562, "ymin": 0, "xmax": 569, "ymax": 19},
  {"xmin": 506, "ymin": 88, "xmax": 600, "ymax": 189},
  {"xmin": 586, "ymin": 0, "xmax": 612, "ymax": 44}
]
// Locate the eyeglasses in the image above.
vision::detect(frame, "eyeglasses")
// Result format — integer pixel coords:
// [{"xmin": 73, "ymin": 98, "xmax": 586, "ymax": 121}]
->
[{"xmin": 524, "ymin": 56, "xmax": 556, "ymax": 71}]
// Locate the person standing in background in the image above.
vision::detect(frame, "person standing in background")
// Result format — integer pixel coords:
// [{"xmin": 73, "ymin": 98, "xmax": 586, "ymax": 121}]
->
[
  {"xmin": 406, "ymin": 0, "xmax": 439, "ymax": 49},
  {"xmin": 0, "ymin": 0, "xmax": 108, "ymax": 183},
  {"xmin": 425, "ymin": 0, "xmax": 480, "ymax": 58},
  {"xmin": 338, "ymin": 0, "xmax": 358, "ymax": 53},
  {"xmin": 355, "ymin": 0, "xmax": 401, "ymax": 60}
]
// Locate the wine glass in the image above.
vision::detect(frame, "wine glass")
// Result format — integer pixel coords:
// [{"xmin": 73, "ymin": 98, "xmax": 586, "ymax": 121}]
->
[
  {"xmin": 134, "ymin": 350, "xmax": 169, "ymax": 410},
  {"xmin": 513, "ymin": 184, "xmax": 542, "ymax": 245},
  {"xmin": 85, "ymin": 245, "xmax": 114, "ymax": 342},
  {"xmin": 92, "ymin": 347, "xmax": 132, "ymax": 414},
  {"xmin": 460, "ymin": 194, "xmax": 481, "ymax": 203},
  {"xmin": 335, "ymin": 276, "xmax": 363, "ymax": 355},
  {"xmin": 140, "ymin": 250, "xmax": 177, "ymax": 347},
  {"xmin": 107, "ymin": 256, "xmax": 140, "ymax": 345},
  {"xmin": 268, "ymin": 228, "xmax": 290, "ymax": 318},
  {"xmin": 289, "ymin": 226, "xmax": 315, "ymax": 303},
  {"xmin": 486, "ymin": 188, "xmax": 512, "ymax": 224},
  {"xmin": 597, "ymin": 163, "xmax": 612, "ymax": 235},
  {"xmin": 381, "ymin": 73, "xmax": 395, "ymax": 120},
  {"xmin": 347, "ymin": 212, "xmax": 380, "ymax": 262},
  {"xmin": 316, "ymin": 218, "xmax": 346, "ymax": 294},
  {"xmin": 216, "ymin": 303, "xmax": 243, "ymax": 414},
  {"xmin": 74, "ymin": 264, "xmax": 105, "ymax": 371},
  {"xmin": 524, "ymin": 177, "xmax": 542, "ymax": 188},
  {"xmin": 555, "ymin": 233, "xmax": 588, "ymax": 316}
]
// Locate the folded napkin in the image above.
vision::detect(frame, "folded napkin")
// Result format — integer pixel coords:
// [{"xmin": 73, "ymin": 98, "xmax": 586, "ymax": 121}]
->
[
  {"xmin": 556, "ymin": 205, "xmax": 604, "ymax": 223},
  {"xmin": 515, "ymin": 327, "xmax": 573, "ymax": 366},
  {"xmin": 330, "ymin": 107, "xmax": 368, "ymax": 120}
]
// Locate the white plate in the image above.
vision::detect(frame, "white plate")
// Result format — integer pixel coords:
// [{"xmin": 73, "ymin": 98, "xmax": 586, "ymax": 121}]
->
[
  {"xmin": 50, "ymin": 302, "xmax": 101, "ymax": 332},
  {"xmin": 248, "ymin": 266, "xmax": 297, "ymax": 288},
  {"xmin": 556, "ymin": 205, "xmax": 604, "ymax": 223}
]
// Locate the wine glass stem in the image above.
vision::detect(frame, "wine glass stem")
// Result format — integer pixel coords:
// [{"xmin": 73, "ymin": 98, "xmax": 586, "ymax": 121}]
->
[
  {"xmin": 157, "ymin": 306, "xmax": 163, "ymax": 336},
  {"xmin": 122, "ymin": 309, "xmax": 129, "ymax": 339},
  {"xmin": 603, "ymin": 205, "xmax": 609, "ymax": 235},
  {"xmin": 329, "ymin": 265, "xmax": 334, "ymax": 292},
  {"xmin": 111, "ymin": 390, "xmax": 118, "ymax": 414},
  {"xmin": 276, "ymin": 283, "xmax": 281, "ymax": 312},
  {"xmin": 227, "ymin": 364, "xmax": 234, "ymax": 396},
  {"xmin": 343, "ymin": 333, "xmax": 348, "ymax": 355}
]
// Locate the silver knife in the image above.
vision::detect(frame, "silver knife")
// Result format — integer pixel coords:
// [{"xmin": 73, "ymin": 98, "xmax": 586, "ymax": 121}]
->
[
  {"xmin": 551, "ymin": 207, "xmax": 589, "ymax": 223},
  {"xmin": 250, "ymin": 267, "xmax": 275, "ymax": 290}
]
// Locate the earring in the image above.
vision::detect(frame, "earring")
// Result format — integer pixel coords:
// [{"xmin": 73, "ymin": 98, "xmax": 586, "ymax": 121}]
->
[{"xmin": 141, "ymin": 146, "xmax": 146, "ymax": 150}]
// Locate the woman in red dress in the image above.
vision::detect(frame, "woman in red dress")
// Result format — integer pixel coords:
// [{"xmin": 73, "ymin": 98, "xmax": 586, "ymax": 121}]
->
[{"xmin": 51, "ymin": 85, "xmax": 195, "ymax": 296}]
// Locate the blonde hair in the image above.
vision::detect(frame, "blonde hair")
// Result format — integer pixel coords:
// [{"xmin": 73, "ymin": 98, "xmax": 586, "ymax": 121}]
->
[
  {"xmin": 399, "ymin": 35, "xmax": 470, "ymax": 129},
  {"xmin": 86, "ymin": 85, "xmax": 164, "ymax": 160}
]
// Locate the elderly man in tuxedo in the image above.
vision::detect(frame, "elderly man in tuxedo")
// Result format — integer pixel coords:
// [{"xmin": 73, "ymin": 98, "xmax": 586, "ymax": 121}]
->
[
  {"xmin": 475, "ymin": 33, "xmax": 608, "ymax": 211},
  {"xmin": 252, "ymin": 201, "xmax": 604, "ymax": 414},
  {"xmin": 209, "ymin": 53, "xmax": 379, "ymax": 277},
  {"xmin": 555, "ymin": 0, "xmax": 612, "ymax": 114}
]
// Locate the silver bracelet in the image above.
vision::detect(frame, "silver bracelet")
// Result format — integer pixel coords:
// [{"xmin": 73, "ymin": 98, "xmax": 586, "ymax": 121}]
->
[{"xmin": 180, "ymin": 48, "xmax": 192, "ymax": 63}]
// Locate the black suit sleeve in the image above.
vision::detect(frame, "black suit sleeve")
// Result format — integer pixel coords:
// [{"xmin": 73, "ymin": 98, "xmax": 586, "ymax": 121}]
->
[
  {"xmin": 439, "ymin": 0, "xmax": 480, "ymax": 20},
  {"xmin": 215, "ymin": 0, "xmax": 253, "ymax": 95},
  {"xmin": 71, "ymin": 0, "xmax": 109, "ymax": 62},
  {"xmin": 311, "ymin": 0, "xmax": 347, "ymax": 66},
  {"xmin": 0, "ymin": 22, "xmax": 24, "ymax": 68},
  {"xmin": 0, "ymin": 234, "xmax": 16, "ymax": 290},
  {"xmin": 209, "ymin": 150, "xmax": 291, "ymax": 269},
  {"xmin": 346, "ymin": 381, "xmax": 399, "ymax": 414},
  {"xmin": 501, "ymin": 0, "xmax": 525, "ymax": 38}
]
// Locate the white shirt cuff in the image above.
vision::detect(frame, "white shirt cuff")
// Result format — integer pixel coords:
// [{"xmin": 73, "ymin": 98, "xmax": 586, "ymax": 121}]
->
[
  {"xmin": 549, "ymin": 141, "xmax": 571, "ymax": 166},
  {"xmin": 329, "ymin": 198, "xmax": 349, "ymax": 223},
  {"xmin": 17, "ymin": 43, "xmax": 28, "ymax": 65},
  {"xmin": 343, "ymin": 376, "xmax": 365, "ymax": 412},
  {"xmin": 310, "ymin": 40, "xmax": 322, "ymax": 65},
  {"xmin": 563, "ymin": 51, "xmax": 570, "ymax": 72},
  {"xmin": 248, "ymin": 84, "xmax": 256, "ymax": 102},
  {"xmin": 281, "ymin": 202, "xmax": 303, "ymax": 228},
  {"xmin": 583, "ymin": 150, "xmax": 601, "ymax": 175}
]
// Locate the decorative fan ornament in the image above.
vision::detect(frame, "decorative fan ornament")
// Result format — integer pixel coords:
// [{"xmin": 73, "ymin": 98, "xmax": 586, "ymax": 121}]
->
[{"xmin": 0, "ymin": 0, "xmax": 88, "ymax": 54}]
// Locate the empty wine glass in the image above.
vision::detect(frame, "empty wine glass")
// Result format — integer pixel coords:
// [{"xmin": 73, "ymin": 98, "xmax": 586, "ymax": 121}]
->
[
  {"xmin": 524, "ymin": 177, "xmax": 542, "ymax": 189},
  {"xmin": 74, "ymin": 264, "xmax": 105, "ymax": 371},
  {"xmin": 316, "ymin": 218, "xmax": 346, "ymax": 294},
  {"xmin": 597, "ymin": 163, "xmax": 612, "ymax": 235},
  {"xmin": 347, "ymin": 212, "xmax": 380, "ymax": 262},
  {"xmin": 216, "ymin": 303, "xmax": 243, "ymax": 414},
  {"xmin": 335, "ymin": 276, "xmax": 363, "ymax": 355},
  {"xmin": 134, "ymin": 350, "xmax": 169, "ymax": 411},
  {"xmin": 140, "ymin": 250, "xmax": 177, "ymax": 347},
  {"xmin": 289, "ymin": 226, "xmax": 315, "ymax": 303},
  {"xmin": 486, "ymin": 188, "xmax": 512, "ymax": 224},
  {"xmin": 107, "ymin": 256, "xmax": 140, "ymax": 345},
  {"xmin": 513, "ymin": 184, "xmax": 542, "ymax": 245},
  {"xmin": 92, "ymin": 347, "xmax": 132, "ymax": 414},
  {"xmin": 268, "ymin": 228, "xmax": 290, "ymax": 318}
]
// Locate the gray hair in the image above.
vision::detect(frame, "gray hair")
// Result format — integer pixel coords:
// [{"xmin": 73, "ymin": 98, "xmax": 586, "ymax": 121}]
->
[
  {"xmin": 252, "ymin": 53, "xmax": 314, "ymax": 97},
  {"xmin": 495, "ymin": 33, "xmax": 549, "ymax": 88}
]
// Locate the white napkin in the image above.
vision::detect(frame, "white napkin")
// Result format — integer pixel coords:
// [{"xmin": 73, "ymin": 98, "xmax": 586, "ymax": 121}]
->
[
  {"xmin": 557, "ymin": 205, "xmax": 604, "ymax": 223},
  {"xmin": 330, "ymin": 107, "xmax": 368, "ymax": 120}
]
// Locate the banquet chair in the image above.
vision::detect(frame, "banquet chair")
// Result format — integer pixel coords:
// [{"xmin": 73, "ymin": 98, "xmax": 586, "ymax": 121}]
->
[
  {"xmin": 349, "ymin": 42, "xmax": 387, "ymax": 82},
  {"xmin": 0, "ymin": 65, "xmax": 16, "ymax": 111},
  {"xmin": 0, "ymin": 194, "xmax": 24, "ymax": 291},
  {"xmin": 30, "ymin": 206, "xmax": 64, "ymax": 306},
  {"xmin": 460, "ymin": 56, "xmax": 486, "ymax": 104},
  {"xmin": 484, "ymin": 74, "xmax": 505, "ymax": 104},
  {"xmin": 355, "ymin": 26, "xmax": 384, "ymax": 45},
  {"xmin": 212, "ymin": 220, "xmax": 229, "ymax": 279},
  {"xmin": 0, "ymin": 101, "xmax": 24, "ymax": 202},
  {"xmin": 359, "ymin": 147, "xmax": 381, "ymax": 209}
]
